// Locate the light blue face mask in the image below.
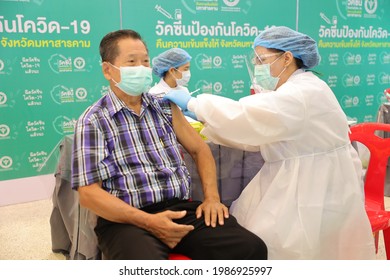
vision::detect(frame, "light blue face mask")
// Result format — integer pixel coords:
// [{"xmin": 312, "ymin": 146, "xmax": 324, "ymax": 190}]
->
[
  {"xmin": 254, "ymin": 54, "xmax": 286, "ymax": 91},
  {"xmin": 110, "ymin": 64, "xmax": 152, "ymax": 96}
]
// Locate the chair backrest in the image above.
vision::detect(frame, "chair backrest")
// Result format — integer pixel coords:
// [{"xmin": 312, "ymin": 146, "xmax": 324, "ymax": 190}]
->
[{"xmin": 349, "ymin": 123, "xmax": 390, "ymax": 210}]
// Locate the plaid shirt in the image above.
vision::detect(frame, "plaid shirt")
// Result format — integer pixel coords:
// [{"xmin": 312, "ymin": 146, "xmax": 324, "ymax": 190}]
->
[{"xmin": 72, "ymin": 90, "xmax": 191, "ymax": 209}]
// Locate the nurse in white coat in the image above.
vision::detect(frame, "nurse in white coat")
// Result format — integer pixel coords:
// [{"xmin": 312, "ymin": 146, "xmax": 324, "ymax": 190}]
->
[
  {"xmin": 163, "ymin": 26, "xmax": 375, "ymax": 260},
  {"xmin": 149, "ymin": 48, "xmax": 191, "ymax": 97},
  {"xmin": 149, "ymin": 48, "xmax": 196, "ymax": 121}
]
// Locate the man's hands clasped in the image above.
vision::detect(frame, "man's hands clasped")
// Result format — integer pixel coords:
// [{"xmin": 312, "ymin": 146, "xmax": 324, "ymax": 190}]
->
[{"xmin": 145, "ymin": 199, "xmax": 229, "ymax": 248}]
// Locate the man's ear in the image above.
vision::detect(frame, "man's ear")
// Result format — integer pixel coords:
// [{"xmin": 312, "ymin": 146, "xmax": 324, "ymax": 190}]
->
[{"xmin": 102, "ymin": 61, "xmax": 112, "ymax": 80}]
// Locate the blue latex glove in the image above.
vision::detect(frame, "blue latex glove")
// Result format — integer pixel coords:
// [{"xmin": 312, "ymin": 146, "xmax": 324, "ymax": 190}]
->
[
  {"xmin": 183, "ymin": 109, "xmax": 198, "ymax": 121},
  {"xmin": 163, "ymin": 89, "xmax": 192, "ymax": 111}
]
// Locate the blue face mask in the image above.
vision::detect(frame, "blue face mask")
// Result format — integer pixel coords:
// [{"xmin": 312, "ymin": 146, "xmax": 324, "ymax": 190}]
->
[{"xmin": 110, "ymin": 64, "xmax": 152, "ymax": 96}]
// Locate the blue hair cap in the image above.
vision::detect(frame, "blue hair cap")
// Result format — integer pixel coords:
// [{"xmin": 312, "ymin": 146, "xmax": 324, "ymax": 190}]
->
[
  {"xmin": 152, "ymin": 48, "xmax": 192, "ymax": 77},
  {"xmin": 254, "ymin": 26, "xmax": 320, "ymax": 69}
]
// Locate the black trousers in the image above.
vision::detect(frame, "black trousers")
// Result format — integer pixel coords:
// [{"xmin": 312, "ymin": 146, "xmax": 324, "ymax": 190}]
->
[{"xmin": 95, "ymin": 199, "xmax": 267, "ymax": 260}]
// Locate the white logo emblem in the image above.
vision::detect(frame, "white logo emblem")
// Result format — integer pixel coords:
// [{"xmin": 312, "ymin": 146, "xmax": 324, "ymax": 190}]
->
[
  {"xmin": 0, "ymin": 156, "xmax": 13, "ymax": 169},
  {"xmin": 0, "ymin": 124, "xmax": 10, "ymax": 137},
  {"xmin": 213, "ymin": 56, "xmax": 222, "ymax": 67},
  {"xmin": 0, "ymin": 92, "xmax": 7, "ymax": 105},
  {"xmin": 213, "ymin": 82, "xmax": 223, "ymax": 93},
  {"xmin": 73, "ymin": 57, "xmax": 86, "ymax": 70},
  {"xmin": 365, "ymin": 0, "xmax": 377, "ymax": 14},
  {"xmin": 223, "ymin": 0, "xmax": 240, "ymax": 7},
  {"xmin": 75, "ymin": 88, "xmax": 87, "ymax": 100}
]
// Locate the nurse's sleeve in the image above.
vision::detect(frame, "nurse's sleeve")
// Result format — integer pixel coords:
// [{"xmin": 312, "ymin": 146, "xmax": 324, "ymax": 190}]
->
[{"xmin": 188, "ymin": 87, "xmax": 306, "ymax": 147}]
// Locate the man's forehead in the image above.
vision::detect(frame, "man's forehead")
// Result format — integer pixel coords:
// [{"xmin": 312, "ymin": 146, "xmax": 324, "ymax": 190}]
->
[
  {"xmin": 118, "ymin": 38, "xmax": 146, "ymax": 49},
  {"xmin": 117, "ymin": 39, "xmax": 147, "ymax": 55},
  {"xmin": 123, "ymin": 52, "xmax": 148, "ymax": 57}
]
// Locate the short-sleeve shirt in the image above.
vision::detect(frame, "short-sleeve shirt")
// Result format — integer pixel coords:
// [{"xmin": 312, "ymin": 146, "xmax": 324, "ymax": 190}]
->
[{"xmin": 71, "ymin": 90, "xmax": 191, "ymax": 209}]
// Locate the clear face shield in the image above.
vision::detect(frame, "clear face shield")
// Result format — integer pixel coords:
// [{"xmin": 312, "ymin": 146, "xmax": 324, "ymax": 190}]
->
[
  {"xmin": 244, "ymin": 53, "xmax": 256, "ymax": 93},
  {"xmin": 247, "ymin": 49, "xmax": 285, "ymax": 93},
  {"xmin": 251, "ymin": 51, "xmax": 283, "ymax": 66}
]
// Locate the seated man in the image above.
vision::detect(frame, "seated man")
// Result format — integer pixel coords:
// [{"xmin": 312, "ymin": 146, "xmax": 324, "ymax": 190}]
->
[{"xmin": 71, "ymin": 29, "xmax": 267, "ymax": 260}]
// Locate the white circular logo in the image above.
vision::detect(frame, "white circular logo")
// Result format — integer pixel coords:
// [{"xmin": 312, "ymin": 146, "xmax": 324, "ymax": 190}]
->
[
  {"xmin": 75, "ymin": 87, "xmax": 88, "ymax": 100},
  {"xmin": 213, "ymin": 56, "xmax": 222, "ymax": 67},
  {"xmin": 0, "ymin": 92, "xmax": 7, "ymax": 105},
  {"xmin": 223, "ymin": 0, "xmax": 240, "ymax": 7},
  {"xmin": 73, "ymin": 57, "xmax": 86, "ymax": 69},
  {"xmin": 352, "ymin": 96, "xmax": 359, "ymax": 106},
  {"xmin": 0, "ymin": 60, "xmax": 4, "ymax": 71},
  {"xmin": 354, "ymin": 75, "xmax": 361, "ymax": 85},
  {"xmin": 0, "ymin": 124, "xmax": 10, "ymax": 137},
  {"xmin": 213, "ymin": 82, "xmax": 223, "ymax": 93},
  {"xmin": 365, "ymin": 0, "xmax": 377, "ymax": 14},
  {"xmin": 0, "ymin": 156, "xmax": 13, "ymax": 169},
  {"xmin": 355, "ymin": 54, "xmax": 362, "ymax": 64}
]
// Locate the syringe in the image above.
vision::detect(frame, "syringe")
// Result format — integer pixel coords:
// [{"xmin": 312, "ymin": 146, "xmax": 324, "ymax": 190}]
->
[{"xmin": 155, "ymin": 5, "xmax": 173, "ymax": 19}]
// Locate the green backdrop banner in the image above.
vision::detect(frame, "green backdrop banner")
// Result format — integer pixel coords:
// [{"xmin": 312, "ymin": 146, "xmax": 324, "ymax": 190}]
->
[
  {"xmin": 0, "ymin": 0, "xmax": 120, "ymax": 180},
  {"xmin": 1, "ymin": 0, "xmax": 390, "ymax": 182},
  {"xmin": 298, "ymin": 0, "xmax": 390, "ymax": 123},
  {"xmin": 121, "ymin": 0, "xmax": 296, "ymax": 99}
]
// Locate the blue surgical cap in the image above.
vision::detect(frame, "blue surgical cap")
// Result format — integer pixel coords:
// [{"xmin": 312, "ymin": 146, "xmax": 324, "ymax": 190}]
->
[
  {"xmin": 152, "ymin": 48, "xmax": 192, "ymax": 77},
  {"xmin": 253, "ymin": 26, "xmax": 320, "ymax": 69}
]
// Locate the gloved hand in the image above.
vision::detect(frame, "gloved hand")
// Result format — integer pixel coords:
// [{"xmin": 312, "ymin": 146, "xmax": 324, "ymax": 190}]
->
[
  {"xmin": 163, "ymin": 89, "xmax": 192, "ymax": 111},
  {"xmin": 183, "ymin": 109, "xmax": 198, "ymax": 121}
]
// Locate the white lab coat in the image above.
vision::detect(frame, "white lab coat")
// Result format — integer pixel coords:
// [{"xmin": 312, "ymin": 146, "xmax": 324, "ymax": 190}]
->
[
  {"xmin": 149, "ymin": 78, "xmax": 190, "ymax": 97},
  {"xmin": 149, "ymin": 79, "xmax": 196, "ymax": 122},
  {"xmin": 187, "ymin": 70, "xmax": 375, "ymax": 260}
]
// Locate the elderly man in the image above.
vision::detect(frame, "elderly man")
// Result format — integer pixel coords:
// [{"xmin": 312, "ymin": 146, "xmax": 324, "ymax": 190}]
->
[{"xmin": 71, "ymin": 29, "xmax": 267, "ymax": 260}]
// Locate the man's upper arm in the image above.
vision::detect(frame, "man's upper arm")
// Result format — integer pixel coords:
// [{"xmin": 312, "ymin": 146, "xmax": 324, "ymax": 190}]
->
[
  {"xmin": 170, "ymin": 104, "xmax": 206, "ymax": 156},
  {"xmin": 72, "ymin": 118, "xmax": 109, "ymax": 190}
]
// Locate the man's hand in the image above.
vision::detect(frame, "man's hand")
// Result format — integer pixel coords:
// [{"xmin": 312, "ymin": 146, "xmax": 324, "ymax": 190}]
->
[
  {"xmin": 196, "ymin": 198, "xmax": 229, "ymax": 227},
  {"xmin": 144, "ymin": 210, "xmax": 194, "ymax": 249}
]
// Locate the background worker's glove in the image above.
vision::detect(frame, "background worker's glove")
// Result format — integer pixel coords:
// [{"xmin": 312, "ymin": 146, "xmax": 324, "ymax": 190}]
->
[
  {"xmin": 163, "ymin": 90, "xmax": 192, "ymax": 111},
  {"xmin": 183, "ymin": 109, "xmax": 198, "ymax": 121}
]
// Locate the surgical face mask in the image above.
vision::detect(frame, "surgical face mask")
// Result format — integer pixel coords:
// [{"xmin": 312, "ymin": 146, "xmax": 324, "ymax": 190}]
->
[
  {"xmin": 254, "ymin": 55, "xmax": 285, "ymax": 91},
  {"xmin": 110, "ymin": 64, "xmax": 152, "ymax": 96},
  {"xmin": 173, "ymin": 69, "xmax": 191, "ymax": 86}
]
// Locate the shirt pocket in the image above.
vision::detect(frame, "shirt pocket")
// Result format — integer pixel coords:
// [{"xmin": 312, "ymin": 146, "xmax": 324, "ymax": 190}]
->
[{"xmin": 157, "ymin": 132, "xmax": 183, "ymax": 167}]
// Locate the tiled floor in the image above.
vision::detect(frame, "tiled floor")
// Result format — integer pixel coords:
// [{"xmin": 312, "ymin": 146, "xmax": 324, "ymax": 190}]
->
[
  {"xmin": 0, "ymin": 198, "xmax": 65, "ymax": 260},
  {"xmin": 0, "ymin": 196, "xmax": 389, "ymax": 260}
]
